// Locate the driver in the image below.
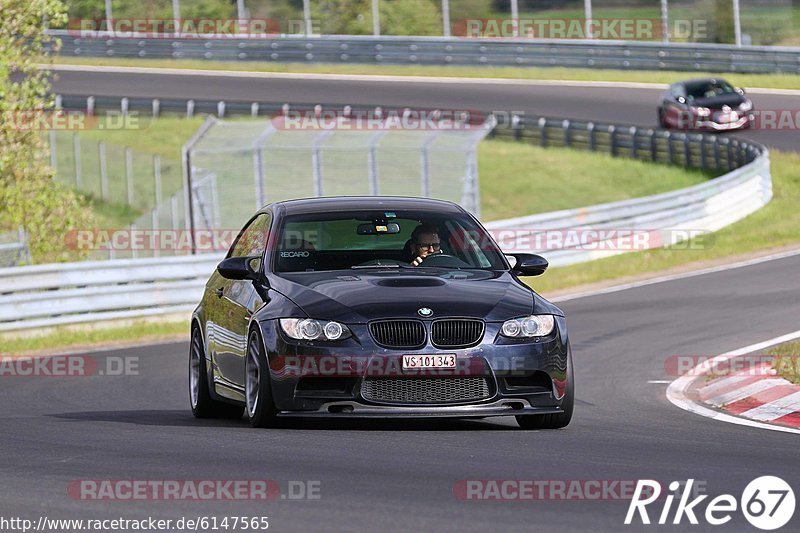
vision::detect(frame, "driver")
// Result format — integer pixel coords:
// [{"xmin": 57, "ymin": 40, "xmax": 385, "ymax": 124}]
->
[{"xmin": 408, "ymin": 224, "xmax": 442, "ymax": 266}]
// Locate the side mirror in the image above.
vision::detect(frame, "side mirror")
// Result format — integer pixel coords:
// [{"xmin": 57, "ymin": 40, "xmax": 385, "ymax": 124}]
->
[
  {"xmin": 510, "ymin": 253, "xmax": 549, "ymax": 276},
  {"xmin": 736, "ymin": 87, "xmax": 745, "ymax": 95},
  {"xmin": 217, "ymin": 255, "xmax": 262, "ymax": 281}
]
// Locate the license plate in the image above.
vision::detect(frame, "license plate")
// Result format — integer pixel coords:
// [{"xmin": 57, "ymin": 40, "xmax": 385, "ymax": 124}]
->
[{"xmin": 402, "ymin": 354, "xmax": 456, "ymax": 369}]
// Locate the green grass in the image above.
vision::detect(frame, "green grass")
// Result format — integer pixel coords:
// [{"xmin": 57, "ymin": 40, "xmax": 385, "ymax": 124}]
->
[
  {"xmin": 0, "ymin": 319, "xmax": 188, "ymax": 356},
  {"xmin": 525, "ymin": 150, "xmax": 800, "ymax": 294},
  {"xmin": 768, "ymin": 341, "xmax": 800, "ymax": 385},
  {"xmin": 478, "ymin": 139, "xmax": 713, "ymax": 221},
  {"xmin": 54, "ymin": 57, "xmax": 800, "ymax": 91}
]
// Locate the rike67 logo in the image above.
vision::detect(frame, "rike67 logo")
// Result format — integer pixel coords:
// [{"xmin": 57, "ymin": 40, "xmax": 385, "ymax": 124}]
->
[{"xmin": 625, "ymin": 477, "xmax": 795, "ymax": 530}]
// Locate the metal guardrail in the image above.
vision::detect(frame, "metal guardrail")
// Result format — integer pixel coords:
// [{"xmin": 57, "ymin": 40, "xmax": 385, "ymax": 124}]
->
[
  {"xmin": 49, "ymin": 31, "xmax": 800, "ymax": 74},
  {"xmin": 0, "ymin": 254, "xmax": 222, "ymax": 332},
  {"xmin": 5, "ymin": 113, "xmax": 769, "ymax": 333},
  {"xmin": 485, "ymin": 155, "xmax": 770, "ymax": 267}
]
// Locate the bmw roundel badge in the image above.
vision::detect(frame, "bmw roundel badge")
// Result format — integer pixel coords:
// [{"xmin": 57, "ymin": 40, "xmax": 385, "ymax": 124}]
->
[{"xmin": 418, "ymin": 307, "xmax": 433, "ymax": 317}]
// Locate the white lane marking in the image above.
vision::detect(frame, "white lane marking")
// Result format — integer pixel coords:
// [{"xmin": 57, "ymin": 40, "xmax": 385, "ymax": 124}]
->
[
  {"xmin": 44, "ymin": 64, "xmax": 800, "ymax": 95},
  {"xmin": 706, "ymin": 379, "xmax": 786, "ymax": 407},
  {"xmin": 698, "ymin": 375, "xmax": 754, "ymax": 398},
  {"xmin": 739, "ymin": 391, "xmax": 800, "ymax": 421},
  {"xmin": 647, "ymin": 380, "xmax": 671, "ymax": 384},
  {"xmin": 552, "ymin": 247, "xmax": 800, "ymax": 302},
  {"xmin": 667, "ymin": 329, "xmax": 800, "ymax": 435}
]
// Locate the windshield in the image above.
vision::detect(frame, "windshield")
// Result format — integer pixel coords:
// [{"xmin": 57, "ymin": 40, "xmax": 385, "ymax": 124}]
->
[
  {"xmin": 685, "ymin": 79, "xmax": 736, "ymax": 101},
  {"xmin": 273, "ymin": 210, "xmax": 507, "ymax": 273}
]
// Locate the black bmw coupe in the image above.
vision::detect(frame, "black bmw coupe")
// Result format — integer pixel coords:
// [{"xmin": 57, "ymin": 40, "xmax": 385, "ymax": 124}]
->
[{"xmin": 190, "ymin": 197, "xmax": 573, "ymax": 429}]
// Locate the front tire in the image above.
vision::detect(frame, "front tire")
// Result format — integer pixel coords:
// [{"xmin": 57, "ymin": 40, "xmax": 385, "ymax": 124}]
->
[
  {"xmin": 190, "ymin": 326, "xmax": 244, "ymax": 419},
  {"xmin": 516, "ymin": 349, "xmax": 574, "ymax": 430},
  {"xmin": 245, "ymin": 329, "xmax": 279, "ymax": 428}
]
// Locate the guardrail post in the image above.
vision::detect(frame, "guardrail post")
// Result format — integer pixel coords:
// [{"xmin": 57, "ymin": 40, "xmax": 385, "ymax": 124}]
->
[
  {"xmin": 649, "ymin": 130, "xmax": 657, "ymax": 162},
  {"xmin": 630, "ymin": 126, "xmax": 638, "ymax": 159},
  {"xmin": 538, "ymin": 117, "xmax": 547, "ymax": 147},
  {"xmin": 587, "ymin": 122, "xmax": 595, "ymax": 151},
  {"xmin": 152, "ymin": 99, "xmax": 160, "ymax": 117},
  {"xmin": 699, "ymin": 135, "xmax": 708, "ymax": 170},
  {"xmin": 125, "ymin": 147, "xmax": 134, "ymax": 205},
  {"xmin": 713, "ymin": 136, "xmax": 721, "ymax": 171},
  {"xmin": 665, "ymin": 131, "xmax": 674, "ymax": 164},
  {"xmin": 98, "ymin": 141, "xmax": 108, "ymax": 200},
  {"xmin": 682, "ymin": 134, "xmax": 691, "ymax": 167},
  {"xmin": 563, "ymin": 119, "xmax": 571, "ymax": 147},
  {"xmin": 187, "ymin": 99, "xmax": 195, "ymax": 118},
  {"xmin": 724, "ymin": 138, "xmax": 733, "ymax": 170},
  {"xmin": 513, "ymin": 114, "xmax": 522, "ymax": 141},
  {"xmin": 608, "ymin": 125, "xmax": 616, "ymax": 156},
  {"xmin": 73, "ymin": 133, "xmax": 82, "ymax": 189}
]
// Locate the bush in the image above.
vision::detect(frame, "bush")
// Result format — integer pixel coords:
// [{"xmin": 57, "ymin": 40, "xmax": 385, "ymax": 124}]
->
[{"xmin": 0, "ymin": 0, "xmax": 95, "ymax": 263}]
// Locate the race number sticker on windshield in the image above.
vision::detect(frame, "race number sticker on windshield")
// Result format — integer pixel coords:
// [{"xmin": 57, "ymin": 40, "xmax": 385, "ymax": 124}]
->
[{"xmin": 402, "ymin": 354, "xmax": 456, "ymax": 369}]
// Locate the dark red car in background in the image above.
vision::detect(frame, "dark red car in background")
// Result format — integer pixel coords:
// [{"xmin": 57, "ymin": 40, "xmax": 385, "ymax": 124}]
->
[{"xmin": 658, "ymin": 78, "xmax": 754, "ymax": 131}]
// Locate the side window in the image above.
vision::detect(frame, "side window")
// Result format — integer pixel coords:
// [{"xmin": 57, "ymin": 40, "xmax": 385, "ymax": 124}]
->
[{"xmin": 229, "ymin": 213, "xmax": 272, "ymax": 258}]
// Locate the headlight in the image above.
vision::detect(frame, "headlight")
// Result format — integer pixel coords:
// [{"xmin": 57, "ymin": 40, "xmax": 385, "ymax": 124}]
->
[
  {"xmin": 739, "ymin": 100, "xmax": 753, "ymax": 112},
  {"xmin": 500, "ymin": 315, "xmax": 555, "ymax": 338},
  {"xmin": 279, "ymin": 318, "xmax": 351, "ymax": 341},
  {"xmin": 695, "ymin": 107, "xmax": 711, "ymax": 117}
]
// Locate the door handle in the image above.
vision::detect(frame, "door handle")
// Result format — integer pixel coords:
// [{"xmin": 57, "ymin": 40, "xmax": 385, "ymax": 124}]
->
[{"xmin": 215, "ymin": 287, "xmax": 224, "ymax": 298}]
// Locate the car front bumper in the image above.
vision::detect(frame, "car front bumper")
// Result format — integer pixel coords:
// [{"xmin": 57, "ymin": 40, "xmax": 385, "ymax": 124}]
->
[{"xmin": 258, "ymin": 317, "xmax": 571, "ymax": 418}]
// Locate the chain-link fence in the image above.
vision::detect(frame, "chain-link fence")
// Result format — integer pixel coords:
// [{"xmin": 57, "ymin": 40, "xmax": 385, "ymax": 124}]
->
[
  {"xmin": 49, "ymin": 130, "xmax": 183, "ymax": 213},
  {"xmin": 0, "ymin": 227, "xmax": 30, "ymax": 267},
  {"xmin": 51, "ymin": 113, "xmax": 490, "ymax": 259},
  {"xmin": 185, "ymin": 114, "xmax": 492, "ymax": 245}
]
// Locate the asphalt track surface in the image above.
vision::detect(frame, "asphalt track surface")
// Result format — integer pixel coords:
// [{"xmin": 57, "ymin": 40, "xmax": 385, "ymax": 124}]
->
[
  {"xmin": 50, "ymin": 68, "xmax": 800, "ymax": 151},
  {"xmin": 7, "ymin": 68, "xmax": 795, "ymax": 531},
  {"xmin": 3, "ymin": 253, "xmax": 800, "ymax": 532}
]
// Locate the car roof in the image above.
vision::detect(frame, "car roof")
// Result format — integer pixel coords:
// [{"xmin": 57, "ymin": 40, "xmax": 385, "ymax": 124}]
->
[
  {"xmin": 674, "ymin": 77, "xmax": 731, "ymax": 87},
  {"xmin": 266, "ymin": 196, "xmax": 465, "ymax": 216}
]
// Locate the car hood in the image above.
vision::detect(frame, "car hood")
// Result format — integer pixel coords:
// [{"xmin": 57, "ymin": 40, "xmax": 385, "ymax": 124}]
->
[
  {"xmin": 269, "ymin": 269, "xmax": 561, "ymax": 323},
  {"xmin": 690, "ymin": 93, "xmax": 746, "ymax": 109}
]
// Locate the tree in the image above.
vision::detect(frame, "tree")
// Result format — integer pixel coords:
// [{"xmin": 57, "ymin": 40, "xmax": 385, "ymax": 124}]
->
[{"xmin": 0, "ymin": 0, "xmax": 94, "ymax": 263}]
